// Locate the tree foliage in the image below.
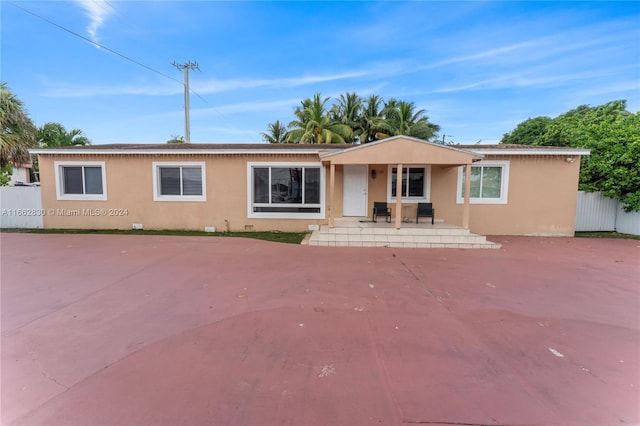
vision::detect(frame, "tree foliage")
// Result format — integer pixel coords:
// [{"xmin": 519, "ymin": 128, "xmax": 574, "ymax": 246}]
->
[
  {"xmin": 38, "ymin": 122, "xmax": 91, "ymax": 147},
  {"xmin": 286, "ymin": 93, "xmax": 353, "ymax": 144},
  {"xmin": 501, "ymin": 116, "xmax": 553, "ymax": 146},
  {"xmin": 166, "ymin": 135, "xmax": 185, "ymax": 144},
  {"xmin": 0, "ymin": 163, "xmax": 12, "ymax": 186},
  {"xmin": 1, "ymin": 83, "xmax": 95, "ymax": 184},
  {"xmin": 0, "ymin": 82, "xmax": 37, "ymax": 167},
  {"xmin": 330, "ymin": 92, "xmax": 364, "ymax": 139},
  {"xmin": 379, "ymin": 99, "xmax": 440, "ymax": 141},
  {"xmin": 266, "ymin": 92, "xmax": 440, "ymax": 145},
  {"xmin": 261, "ymin": 120, "xmax": 288, "ymax": 144},
  {"xmin": 359, "ymin": 95, "xmax": 388, "ymax": 143},
  {"xmin": 501, "ymin": 100, "xmax": 640, "ymax": 211}
]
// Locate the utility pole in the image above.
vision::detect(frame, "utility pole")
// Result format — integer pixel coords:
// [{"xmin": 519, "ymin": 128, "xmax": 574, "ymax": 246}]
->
[{"xmin": 172, "ymin": 61, "xmax": 199, "ymax": 143}]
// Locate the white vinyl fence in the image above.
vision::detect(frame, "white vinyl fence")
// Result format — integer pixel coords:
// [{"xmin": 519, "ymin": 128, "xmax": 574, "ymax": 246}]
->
[
  {"xmin": 576, "ymin": 191, "xmax": 640, "ymax": 235},
  {"xmin": 0, "ymin": 186, "xmax": 43, "ymax": 229}
]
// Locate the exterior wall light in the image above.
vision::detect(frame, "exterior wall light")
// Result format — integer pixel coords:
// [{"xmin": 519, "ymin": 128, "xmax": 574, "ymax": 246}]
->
[{"xmin": 371, "ymin": 169, "xmax": 377, "ymax": 180}]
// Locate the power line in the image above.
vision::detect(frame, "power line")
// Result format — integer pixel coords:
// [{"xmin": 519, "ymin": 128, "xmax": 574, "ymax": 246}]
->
[
  {"xmin": 7, "ymin": 1, "xmax": 207, "ymax": 104},
  {"xmin": 9, "ymin": 1, "xmax": 181, "ymax": 84},
  {"xmin": 102, "ymin": 1, "xmax": 148, "ymax": 40},
  {"xmin": 103, "ymin": 1, "xmax": 120, "ymax": 15}
]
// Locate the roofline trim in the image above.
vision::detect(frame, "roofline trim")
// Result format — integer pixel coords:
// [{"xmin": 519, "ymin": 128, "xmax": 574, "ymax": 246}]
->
[
  {"xmin": 29, "ymin": 148, "xmax": 328, "ymax": 155},
  {"xmin": 468, "ymin": 148, "xmax": 591, "ymax": 156},
  {"xmin": 30, "ymin": 145, "xmax": 591, "ymax": 157}
]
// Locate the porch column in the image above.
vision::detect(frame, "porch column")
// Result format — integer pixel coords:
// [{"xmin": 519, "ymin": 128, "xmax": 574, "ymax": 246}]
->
[
  {"xmin": 462, "ymin": 163, "xmax": 471, "ymax": 229},
  {"xmin": 329, "ymin": 163, "xmax": 335, "ymax": 228},
  {"xmin": 395, "ymin": 163, "xmax": 403, "ymax": 229}
]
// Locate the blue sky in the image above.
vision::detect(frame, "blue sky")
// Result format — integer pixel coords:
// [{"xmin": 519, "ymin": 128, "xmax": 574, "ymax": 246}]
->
[{"xmin": 2, "ymin": 1, "xmax": 639, "ymax": 145}]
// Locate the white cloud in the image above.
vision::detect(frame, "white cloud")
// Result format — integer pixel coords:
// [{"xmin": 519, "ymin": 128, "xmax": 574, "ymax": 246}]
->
[
  {"xmin": 417, "ymin": 41, "xmax": 538, "ymax": 71},
  {"xmin": 194, "ymin": 99, "xmax": 300, "ymax": 116},
  {"xmin": 43, "ymin": 81, "xmax": 180, "ymax": 97},
  {"xmin": 133, "ymin": 98, "xmax": 300, "ymax": 123},
  {"xmin": 195, "ymin": 71, "xmax": 372, "ymax": 94},
  {"xmin": 73, "ymin": 0, "xmax": 113, "ymax": 43},
  {"xmin": 573, "ymin": 80, "xmax": 640, "ymax": 98},
  {"xmin": 42, "ymin": 69, "xmax": 377, "ymax": 98}
]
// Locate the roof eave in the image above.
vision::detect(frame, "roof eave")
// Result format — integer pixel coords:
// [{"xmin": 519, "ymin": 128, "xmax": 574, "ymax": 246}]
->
[
  {"xmin": 471, "ymin": 148, "xmax": 591, "ymax": 156},
  {"xmin": 29, "ymin": 148, "xmax": 328, "ymax": 155}
]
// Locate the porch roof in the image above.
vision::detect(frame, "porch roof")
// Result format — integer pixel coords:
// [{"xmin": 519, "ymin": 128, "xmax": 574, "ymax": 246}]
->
[{"xmin": 319, "ymin": 136, "xmax": 483, "ymax": 165}]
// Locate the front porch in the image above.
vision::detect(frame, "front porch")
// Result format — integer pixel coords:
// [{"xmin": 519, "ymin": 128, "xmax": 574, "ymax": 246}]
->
[
  {"xmin": 320, "ymin": 136, "xmax": 484, "ymax": 235},
  {"xmin": 305, "ymin": 217, "xmax": 501, "ymax": 249}
]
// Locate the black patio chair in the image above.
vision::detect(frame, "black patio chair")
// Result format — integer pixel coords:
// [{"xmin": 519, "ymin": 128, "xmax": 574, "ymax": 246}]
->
[
  {"xmin": 372, "ymin": 202, "xmax": 391, "ymax": 223},
  {"xmin": 416, "ymin": 202, "xmax": 435, "ymax": 224}
]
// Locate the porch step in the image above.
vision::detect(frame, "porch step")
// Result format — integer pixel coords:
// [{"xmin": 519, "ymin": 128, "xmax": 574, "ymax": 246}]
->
[{"xmin": 305, "ymin": 224, "xmax": 501, "ymax": 249}]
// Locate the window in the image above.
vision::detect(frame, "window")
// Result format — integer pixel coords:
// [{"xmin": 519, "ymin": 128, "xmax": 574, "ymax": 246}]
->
[
  {"xmin": 153, "ymin": 162, "xmax": 206, "ymax": 202},
  {"xmin": 387, "ymin": 165, "xmax": 430, "ymax": 202},
  {"xmin": 248, "ymin": 162, "xmax": 324, "ymax": 218},
  {"xmin": 55, "ymin": 161, "xmax": 107, "ymax": 200},
  {"xmin": 457, "ymin": 161, "xmax": 510, "ymax": 204}
]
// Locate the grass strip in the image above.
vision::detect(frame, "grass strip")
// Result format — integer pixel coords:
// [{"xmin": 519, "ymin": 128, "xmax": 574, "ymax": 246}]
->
[
  {"xmin": 0, "ymin": 228, "xmax": 308, "ymax": 244},
  {"xmin": 575, "ymin": 231, "xmax": 640, "ymax": 240}
]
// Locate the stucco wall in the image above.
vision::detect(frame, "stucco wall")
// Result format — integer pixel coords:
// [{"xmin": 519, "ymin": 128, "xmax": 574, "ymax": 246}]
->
[
  {"xmin": 366, "ymin": 164, "xmax": 388, "ymax": 217},
  {"xmin": 38, "ymin": 152, "xmax": 583, "ymax": 236},
  {"xmin": 432, "ymin": 155, "xmax": 581, "ymax": 236},
  {"xmin": 39, "ymin": 153, "xmax": 333, "ymax": 232}
]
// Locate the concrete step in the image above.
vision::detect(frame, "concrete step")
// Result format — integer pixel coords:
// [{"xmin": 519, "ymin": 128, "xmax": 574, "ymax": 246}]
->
[
  {"xmin": 315, "ymin": 226, "xmax": 472, "ymax": 236},
  {"xmin": 306, "ymin": 227, "xmax": 501, "ymax": 249}
]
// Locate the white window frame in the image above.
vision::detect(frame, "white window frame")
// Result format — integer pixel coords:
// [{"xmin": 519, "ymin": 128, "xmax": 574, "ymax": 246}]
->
[
  {"xmin": 152, "ymin": 161, "xmax": 206, "ymax": 202},
  {"xmin": 456, "ymin": 160, "xmax": 510, "ymax": 205},
  {"xmin": 55, "ymin": 161, "xmax": 107, "ymax": 201},
  {"xmin": 247, "ymin": 162, "xmax": 325, "ymax": 219},
  {"xmin": 387, "ymin": 165, "xmax": 431, "ymax": 203}
]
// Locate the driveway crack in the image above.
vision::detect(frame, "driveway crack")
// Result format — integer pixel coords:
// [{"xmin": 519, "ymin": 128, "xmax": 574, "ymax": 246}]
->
[
  {"xmin": 394, "ymin": 252, "xmax": 450, "ymax": 310},
  {"xmin": 40, "ymin": 369, "xmax": 69, "ymax": 390},
  {"xmin": 29, "ymin": 351, "xmax": 69, "ymax": 390}
]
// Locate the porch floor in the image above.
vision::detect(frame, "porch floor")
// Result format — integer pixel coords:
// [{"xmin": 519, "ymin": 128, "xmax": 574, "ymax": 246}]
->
[{"xmin": 305, "ymin": 217, "xmax": 501, "ymax": 249}]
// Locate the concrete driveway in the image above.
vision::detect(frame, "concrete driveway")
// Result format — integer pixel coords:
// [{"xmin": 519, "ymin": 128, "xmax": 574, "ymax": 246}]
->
[{"xmin": 1, "ymin": 233, "xmax": 638, "ymax": 425}]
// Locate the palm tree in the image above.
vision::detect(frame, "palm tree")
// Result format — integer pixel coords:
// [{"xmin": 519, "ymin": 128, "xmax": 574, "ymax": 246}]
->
[
  {"xmin": 38, "ymin": 122, "xmax": 91, "ymax": 147},
  {"xmin": 359, "ymin": 94, "xmax": 389, "ymax": 143},
  {"xmin": 263, "ymin": 93, "xmax": 441, "ymax": 144},
  {"xmin": 407, "ymin": 119, "xmax": 441, "ymax": 141},
  {"xmin": 0, "ymin": 83, "xmax": 37, "ymax": 167},
  {"xmin": 381, "ymin": 99, "xmax": 440, "ymax": 141},
  {"xmin": 331, "ymin": 92, "xmax": 362, "ymax": 142},
  {"xmin": 261, "ymin": 120, "xmax": 288, "ymax": 144},
  {"xmin": 286, "ymin": 93, "xmax": 352, "ymax": 144},
  {"xmin": 381, "ymin": 98, "xmax": 400, "ymax": 120}
]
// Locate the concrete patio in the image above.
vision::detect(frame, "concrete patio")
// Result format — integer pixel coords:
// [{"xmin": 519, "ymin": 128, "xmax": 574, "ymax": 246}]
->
[{"xmin": 306, "ymin": 217, "xmax": 501, "ymax": 248}]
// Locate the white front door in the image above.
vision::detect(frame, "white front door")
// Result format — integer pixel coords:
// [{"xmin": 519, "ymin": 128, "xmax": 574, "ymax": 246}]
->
[{"xmin": 343, "ymin": 165, "xmax": 368, "ymax": 217}]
